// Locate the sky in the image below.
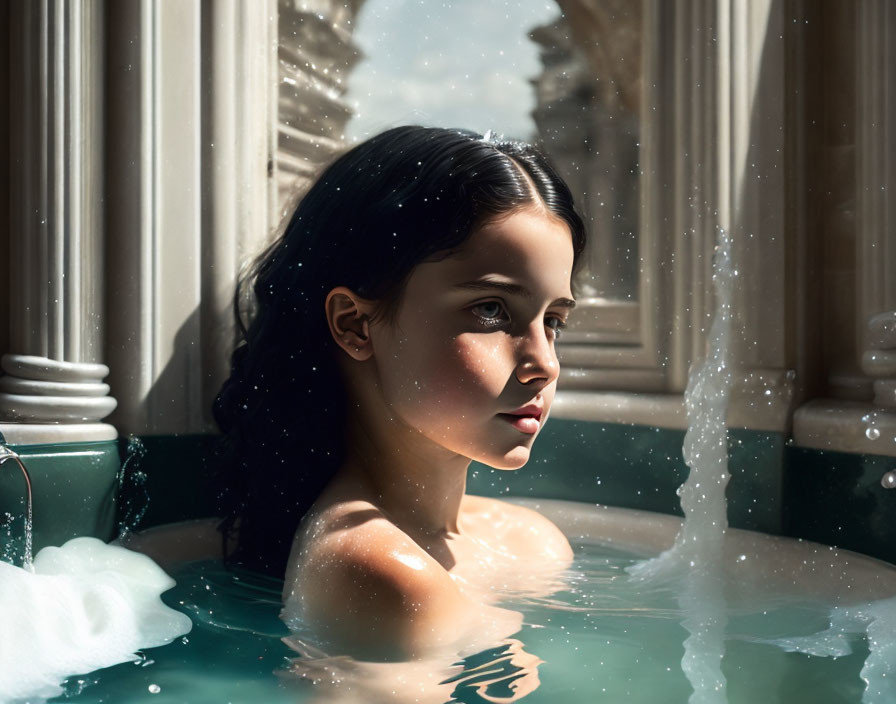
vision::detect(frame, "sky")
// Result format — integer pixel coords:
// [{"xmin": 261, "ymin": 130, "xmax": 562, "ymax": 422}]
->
[{"xmin": 344, "ymin": 0, "xmax": 561, "ymax": 143}]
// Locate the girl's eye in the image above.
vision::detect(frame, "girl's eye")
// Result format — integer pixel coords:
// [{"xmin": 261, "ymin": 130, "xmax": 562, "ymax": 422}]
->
[
  {"xmin": 470, "ymin": 301, "xmax": 508, "ymax": 328},
  {"xmin": 546, "ymin": 316, "xmax": 567, "ymax": 340}
]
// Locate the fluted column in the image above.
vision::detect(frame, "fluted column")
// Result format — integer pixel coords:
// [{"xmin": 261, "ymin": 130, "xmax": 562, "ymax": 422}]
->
[
  {"xmin": 715, "ymin": 0, "xmax": 794, "ymax": 428},
  {"xmin": 104, "ymin": 0, "xmax": 280, "ymax": 435},
  {"xmin": 103, "ymin": 0, "xmax": 204, "ymax": 434},
  {"xmin": 2, "ymin": 0, "xmax": 116, "ymax": 443},
  {"xmin": 857, "ymin": 1, "xmax": 896, "ymax": 411},
  {"xmin": 200, "ymin": 0, "xmax": 275, "ymax": 422}
]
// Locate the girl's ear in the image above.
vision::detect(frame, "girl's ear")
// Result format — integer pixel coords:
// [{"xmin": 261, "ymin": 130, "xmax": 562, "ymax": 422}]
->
[{"xmin": 324, "ymin": 286, "xmax": 375, "ymax": 361}]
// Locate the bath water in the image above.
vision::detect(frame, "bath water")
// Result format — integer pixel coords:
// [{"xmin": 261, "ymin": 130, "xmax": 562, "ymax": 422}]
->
[{"xmin": 45, "ymin": 542, "xmax": 878, "ymax": 704}]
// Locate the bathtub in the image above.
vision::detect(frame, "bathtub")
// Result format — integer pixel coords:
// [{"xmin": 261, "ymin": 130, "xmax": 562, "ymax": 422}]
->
[{"xmin": 4, "ymin": 423, "xmax": 896, "ymax": 703}]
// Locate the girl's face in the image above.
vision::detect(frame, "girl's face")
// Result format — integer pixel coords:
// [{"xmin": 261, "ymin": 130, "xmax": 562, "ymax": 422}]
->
[{"xmin": 369, "ymin": 206, "xmax": 576, "ymax": 470}]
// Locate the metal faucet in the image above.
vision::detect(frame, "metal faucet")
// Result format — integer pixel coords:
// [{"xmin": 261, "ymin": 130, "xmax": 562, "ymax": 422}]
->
[{"xmin": 0, "ymin": 431, "xmax": 34, "ymax": 568}]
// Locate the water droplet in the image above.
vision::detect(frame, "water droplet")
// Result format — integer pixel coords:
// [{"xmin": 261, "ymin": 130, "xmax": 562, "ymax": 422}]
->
[{"xmin": 866, "ymin": 427, "xmax": 881, "ymax": 441}]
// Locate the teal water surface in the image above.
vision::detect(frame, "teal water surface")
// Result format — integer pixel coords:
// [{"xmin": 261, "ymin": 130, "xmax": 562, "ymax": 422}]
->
[{"xmin": 50, "ymin": 541, "xmax": 868, "ymax": 704}]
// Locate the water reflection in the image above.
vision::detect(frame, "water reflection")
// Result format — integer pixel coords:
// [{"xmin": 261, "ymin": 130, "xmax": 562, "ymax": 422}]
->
[{"xmin": 281, "ymin": 635, "xmax": 542, "ymax": 703}]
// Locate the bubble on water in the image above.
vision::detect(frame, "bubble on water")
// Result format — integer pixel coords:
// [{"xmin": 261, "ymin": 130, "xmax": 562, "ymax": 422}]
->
[
  {"xmin": 862, "ymin": 412, "xmax": 882, "ymax": 441},
  {"xmin": 148, "ymin": 684, "xmax": 161, "ymax": 694}
]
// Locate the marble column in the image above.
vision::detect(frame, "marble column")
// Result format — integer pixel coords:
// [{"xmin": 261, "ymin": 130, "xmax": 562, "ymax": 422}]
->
[
  {"xmin": 2, "ymin": 0, "xmax": 116, "ymax": 444},
  {"xmin": 857, "ymin": 1, "xmax": 896, "ymax": 412}
]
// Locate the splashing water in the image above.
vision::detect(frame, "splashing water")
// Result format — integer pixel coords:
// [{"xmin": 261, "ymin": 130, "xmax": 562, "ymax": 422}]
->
[
  {"xmin": 628, "ymin": 227, "xmax": 735, "ymax": 703},
  {"xmin": 116, "ymin": 435, "xmax": 150, "ymax": 540},
  {"xmin": 625, "ymin": 226, "xmax": 896, "ymax": 703},
  {"xmin": 630, "ymin": 228, "xmax": 735, "ymax": 576}
]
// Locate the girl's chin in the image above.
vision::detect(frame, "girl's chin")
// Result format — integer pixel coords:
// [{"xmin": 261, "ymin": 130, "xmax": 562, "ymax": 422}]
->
[{"xmin": 482, "ymin": 447, "xmax": 532, "ymax": 471}]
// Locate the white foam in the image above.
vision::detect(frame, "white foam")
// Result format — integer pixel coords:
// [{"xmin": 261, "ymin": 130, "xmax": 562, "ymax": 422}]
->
[{"xmin": 0, "ymin": 537, "xmax": 192, "ymax": 704}]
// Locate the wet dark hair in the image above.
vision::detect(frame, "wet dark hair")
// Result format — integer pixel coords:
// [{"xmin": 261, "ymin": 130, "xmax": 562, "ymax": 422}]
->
[{"xmin": 213, "ymin": 125, "xmax": 587, "ymax": 576}]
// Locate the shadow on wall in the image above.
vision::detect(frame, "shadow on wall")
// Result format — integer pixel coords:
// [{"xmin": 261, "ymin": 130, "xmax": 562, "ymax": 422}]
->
[
  {"xmin": 110, "ymin": 305, "xmax": 229, "ymax": 532},
  {"xmin": 107, "ymin": 305, "xmax": 229, "ymax": 437}
]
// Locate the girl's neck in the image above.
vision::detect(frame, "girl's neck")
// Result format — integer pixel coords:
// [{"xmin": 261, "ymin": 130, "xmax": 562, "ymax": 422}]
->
[{"xmin": 339, "ymin": 408, "xmax": 471, "ymax": 537}]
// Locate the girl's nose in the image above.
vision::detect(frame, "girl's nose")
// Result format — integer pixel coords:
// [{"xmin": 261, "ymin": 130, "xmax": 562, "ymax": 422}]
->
[{"xmin": 514, "ymin": 323, "xmax": 559, "ymax": 385}]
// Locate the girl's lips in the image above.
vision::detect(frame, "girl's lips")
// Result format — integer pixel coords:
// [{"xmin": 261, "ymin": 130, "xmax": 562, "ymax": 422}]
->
[{"xmin": 497, "ymin": 413, "xmax": 541, "ymax": 434}]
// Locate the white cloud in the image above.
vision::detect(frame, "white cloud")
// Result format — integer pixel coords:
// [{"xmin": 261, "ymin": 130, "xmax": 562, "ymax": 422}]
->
[{"xmin": 345, "ymin": 0, "xmax": 559, "ymax": 141}]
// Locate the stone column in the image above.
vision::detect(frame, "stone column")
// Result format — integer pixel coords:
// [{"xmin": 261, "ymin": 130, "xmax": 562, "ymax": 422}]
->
[
  {"xmin": 1, "ymin": 0, "xmax": 116, "ymax": 444},
  {"xmin": 103, "ymin": 0, "xmax": 205, "ymax": 435},
  {"xmin": 103, "ymin": 0, "xmax": 279, "ymax": 435},
  {"xmin": 857, "ymin": 1, "xmax": 896, "ymax": 412}
]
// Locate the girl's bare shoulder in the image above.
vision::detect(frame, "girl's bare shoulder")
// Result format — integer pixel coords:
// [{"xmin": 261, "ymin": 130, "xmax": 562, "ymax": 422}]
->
[
  {"xmin": 287, "ymin": 498, "xmax": 416, "ymax": 579},
  {"xmin": 284, "ymin": 499, "xmax": 474, "ymax": 659},
  {"xmin": 298, "ymin": 498, "xmax": 427, "ymax": 564},
  {"xmin": 461, "ymin": 494, "xmax": 574, "ymax": 562}
]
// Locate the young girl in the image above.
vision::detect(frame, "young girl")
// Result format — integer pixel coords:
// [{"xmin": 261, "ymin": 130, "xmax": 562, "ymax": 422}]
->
[{"xmin": 213, "ymin": 125, "xmax": 588, "ymax": 662}]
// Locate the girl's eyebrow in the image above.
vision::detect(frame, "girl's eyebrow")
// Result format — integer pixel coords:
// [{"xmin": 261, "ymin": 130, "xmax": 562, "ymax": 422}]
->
[{"xmin": 452, "ymin": 279, "xmax": 576, "ymax": 309}]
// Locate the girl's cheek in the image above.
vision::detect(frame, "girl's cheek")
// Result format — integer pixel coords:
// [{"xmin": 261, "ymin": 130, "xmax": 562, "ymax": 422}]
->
[
  {"xmin": 447, "ymin": 339, "xmax": 513, "ymax": 390},
  {"xmin": 393, "ymin": 336, "xmax": 510, "ymax": 411}
]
